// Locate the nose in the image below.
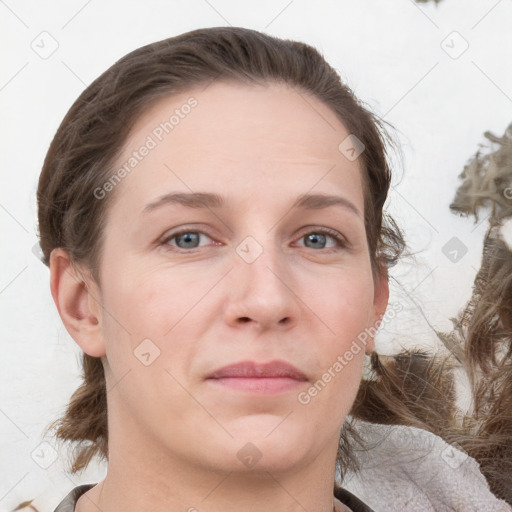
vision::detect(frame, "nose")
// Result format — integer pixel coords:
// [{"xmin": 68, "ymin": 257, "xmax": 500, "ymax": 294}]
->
[{"xmin": 223, "ymin": 236, "xmax": 300, "ymax": 332}]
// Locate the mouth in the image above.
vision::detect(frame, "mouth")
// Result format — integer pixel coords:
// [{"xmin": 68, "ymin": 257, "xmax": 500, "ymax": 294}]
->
[{"xmin": 206, "ymin": 360, "xmax": 308, "ymax": 394}]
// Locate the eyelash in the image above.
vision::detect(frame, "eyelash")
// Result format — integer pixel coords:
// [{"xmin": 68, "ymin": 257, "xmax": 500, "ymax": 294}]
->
[{"xmin": 160, "ymin": 227, "xmax": 348, "ymax": 253}]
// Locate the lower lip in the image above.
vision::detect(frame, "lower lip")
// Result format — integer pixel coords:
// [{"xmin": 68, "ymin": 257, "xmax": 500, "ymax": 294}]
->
[{"xmin": 207, "ymin": 377, "xmax": 305, "ymax": 393}]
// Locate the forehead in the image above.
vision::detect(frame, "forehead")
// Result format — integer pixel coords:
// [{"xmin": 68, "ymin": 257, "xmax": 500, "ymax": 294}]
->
[
  {"xmin": 127, "ymin": 81, "xmax": 348, "ymax": 157},
  {"xmin": 108, "ymin": 80, "xmax": 364, "ymax": 216}
]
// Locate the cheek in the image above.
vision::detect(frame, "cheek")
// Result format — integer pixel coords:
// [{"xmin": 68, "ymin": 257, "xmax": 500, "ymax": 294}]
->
[
  {"xmin": 98, "ymin": 269, "xmax": 199, "ymax": 417},
  {"xmin": 310, "ymin": 270, "xmax": 375, "ymax": 340},
  {"xmin": 297, "ymin": 342, "xmax": 365, "ymax": 435},
  {"xmin": 98, "ymin": 265, "xmax": 204, "ymax": 375},
  {"xmin": 294, "ymin": 271, "xmax": 373, "ymax": 406},
  {"xmin": 101, "ymin": 262, "xmax": 177, "ymax": 332}
]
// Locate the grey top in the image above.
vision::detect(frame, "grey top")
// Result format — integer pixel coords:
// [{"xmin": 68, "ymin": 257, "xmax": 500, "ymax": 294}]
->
[{"xmin": 53, "ymin": 484, "xmax": 95, "ymax": 512}]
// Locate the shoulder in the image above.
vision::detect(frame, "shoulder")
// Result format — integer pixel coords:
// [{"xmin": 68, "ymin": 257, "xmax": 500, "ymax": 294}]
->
[
  {"xmin": 334, "ymin": 485, "xmax": 375, "ymax": 512},
  {"xmin": 53, "ymin": 484, "xmax": 96, "ymax": 512}
]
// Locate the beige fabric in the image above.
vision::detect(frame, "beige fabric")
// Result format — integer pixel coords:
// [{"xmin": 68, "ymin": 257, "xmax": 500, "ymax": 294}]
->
[{"xmin": 342, "ymin": 421, "xmax": 512, "ymax": 512}]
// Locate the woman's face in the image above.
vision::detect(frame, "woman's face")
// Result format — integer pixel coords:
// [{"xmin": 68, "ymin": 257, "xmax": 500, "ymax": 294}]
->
[{"xmin": 87, "ymin": 81, "xmax": 388, "ymax": 474}]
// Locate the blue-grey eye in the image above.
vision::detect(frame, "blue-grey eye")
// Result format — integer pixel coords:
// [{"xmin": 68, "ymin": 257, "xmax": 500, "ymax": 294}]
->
[
  {"xmin": 295, "ymin": 228, "xmax": 347, "ymax": 251},
  {"xmin": 174, "ymin": 232, "xmax": 201, "ymax": 249},
  {"xmin": 304, "ymin": 233, "xmax": 328, "ymax": 249}
]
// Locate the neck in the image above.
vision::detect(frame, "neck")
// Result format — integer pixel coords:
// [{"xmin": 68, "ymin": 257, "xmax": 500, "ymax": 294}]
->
[{"xmin": 77, "ymin": 425, "xmax": 340, "ymax": 512}]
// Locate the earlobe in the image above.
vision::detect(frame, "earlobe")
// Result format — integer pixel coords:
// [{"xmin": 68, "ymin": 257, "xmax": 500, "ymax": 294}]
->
[
  {"xmin": 49, "ymin": 248, "xmax": 106, "ymax": 357},
  {"xmin": 365, "ymin": 268, "xmax": 390, "ymax": 355},
  {"xmin": 374, "ymin": 269, "xmax": 390, "ymax": 318}
]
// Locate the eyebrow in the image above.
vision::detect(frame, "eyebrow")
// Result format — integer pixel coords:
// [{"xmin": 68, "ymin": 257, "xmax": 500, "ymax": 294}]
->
[{"xmin": 142, "ymin": 191, "xmax": 361, "ymax": 217}]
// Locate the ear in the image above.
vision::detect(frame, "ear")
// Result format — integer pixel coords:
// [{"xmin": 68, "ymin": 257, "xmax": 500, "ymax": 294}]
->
[
  {"xmin": 49, "ymin": 248, "xmax": 106, "ymax": 357},
  {"xmin": 364, "ymin": 267, "xmax": 390, "ymax": 355}
]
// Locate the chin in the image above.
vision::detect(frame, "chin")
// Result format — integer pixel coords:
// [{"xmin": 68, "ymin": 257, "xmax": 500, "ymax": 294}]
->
[
  {"xmin": 227, "ymin": 413, "xmax": 303, "ymax": 441},
  {"xmin": 229, "ymin": 420, "xmax": 310, "ymax": 470}
]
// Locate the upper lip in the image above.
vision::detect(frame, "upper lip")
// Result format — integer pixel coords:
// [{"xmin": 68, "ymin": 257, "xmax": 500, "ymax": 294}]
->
[{"xmin": 207, "ymin": 360, "xmax": 308, "ymax": 380}]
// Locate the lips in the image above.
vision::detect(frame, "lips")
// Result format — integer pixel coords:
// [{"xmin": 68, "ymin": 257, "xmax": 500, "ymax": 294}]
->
[{"xmin": 207, "ymin": 360, "xmax": 308, "ymax": 381}]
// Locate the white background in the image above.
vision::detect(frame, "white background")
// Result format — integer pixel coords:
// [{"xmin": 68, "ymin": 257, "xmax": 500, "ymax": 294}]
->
[{"xmin": 1, "ymin": 0, "xmax": 511, "ymax": 510}]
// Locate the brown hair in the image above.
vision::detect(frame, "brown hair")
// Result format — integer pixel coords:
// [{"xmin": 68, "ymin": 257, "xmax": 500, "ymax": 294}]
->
[{"xmin": 38, "ymin": 27, "xmax": 407, "ymax": 475}]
